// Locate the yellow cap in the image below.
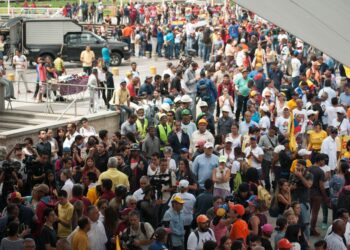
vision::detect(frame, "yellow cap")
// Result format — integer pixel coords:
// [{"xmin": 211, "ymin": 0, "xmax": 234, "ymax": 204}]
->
[{"xmin": 172, "ymin": 195, "xmax": 185, "ymax": 204}]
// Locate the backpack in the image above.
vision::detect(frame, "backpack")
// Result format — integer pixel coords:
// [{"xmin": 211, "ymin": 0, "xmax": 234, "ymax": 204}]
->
[
  {"xmin": 258, "ymin": 185, "xmax": 272, "ymax": 209},
  {"xmin": 194, "ymin": 228, "xmax": 214, "ymax": 245},
  {"xmin": 202, "ymin": 28, "xmax": 211, "ymax": 44},
  {"xmin": 197, "ymin": 79, "xmax": 211, "ymax": 104},
  {"xmin": 126, "ymin": 222, "xmax": 147, "ymax": 238}
]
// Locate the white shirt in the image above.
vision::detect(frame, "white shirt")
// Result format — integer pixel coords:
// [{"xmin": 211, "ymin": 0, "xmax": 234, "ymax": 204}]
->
[
  {"xmin": 321, "ymin": 136, "xmax": 338, "ymax": 171},
  {"xmin": 275, "ymin": 116, "xmax": 290, "ymax": 135},
  {"xmin": 324, "ymin": 105, "xmax": 336, "ymax": 125},
  {"xmin": 326, "ymin": 222, "xmax": 350, "ymax": 245},
  {"xmin": 318, "ymin": 87, "xmax": 336, "ymax": 106},
  {"xmin": 325, "ymin": 232, "xmax": 347, "ymax": 250},
  {"xmin": 190, "ymin": 130, "xmax": 215, "ymax": 153},
  {"xmin": 133, "ymin": 188, "xmax": 144, "ymax": 201},
  {"xmin": 244, "ymin": 146, "xmax": 264, "ymax": 170},
  {"xmin": 88, "ymin": 220, "xmax": 108, "ymax": 250},
  {"xmin": 293, "ymin": 109, "xmax": 307, "ymax": 124},
  {"xmin": 236, "ymin": 51, "xmax": 245, "ymax": 67},
  {"xmin": 331, "ymin": 118, "xmax": 350, "ymax": 136},
  {"xmin": 88, "ymin": 74, "xmax": 98, "ymax": 89},
  {"xmin": 291, "ymin": 57, "xmax": 301, "ymax": 77},
  {"xmin": 187, "ymin": 229, "xmax": 216, "ymax": 250},
  {"xmin": 259, "ymin": 115, "xmax": 271, "ymax": 129},
  {"xmin": 169, "ymin": 192, "xmax": 196, "ymax": 226},
  {"xmin": 13, "ymin": 55, "xmax": 27, "ymax": 71},
  {"xmin": 63, "ymin": 131, "xmax": 80, "ymax": 148},
  {"xmin": 320, "ymin": 165, "xmax": 331, "ymax": 188},
  {"xmin": 79, "ymin": 126, "xmax": 97, "ymax": 138},
  {"xmin": 62, "ymin": 179, "xmax": 74, "ymax": 199},
  {"xmin": 239, "ymin": 120, "xmax": 258, "ymax": 135}
]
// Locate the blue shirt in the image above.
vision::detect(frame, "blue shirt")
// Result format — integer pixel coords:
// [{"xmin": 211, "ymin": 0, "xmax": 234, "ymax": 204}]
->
[
  {"xmin": 192, "ymin": 153, "xmax": 219, "ymax": 188},
  {"xmin": 165, "ymin": 32, "xmax": 174, "ymax": 43},
  {"xmin": 148, "ymin": 241, "xmax": 167, "ymax": 250},
  {"xmin": 157, "ymin": 31, "xmax": 164, "ymax": 43},
  {"xmin": 339, "ymin": 92, "xmax": 350, "ymax": 106},
  {"xmin": 102, "ymin": 47, "xmax": 110, "ymax": 62},
  {"xmin": 138, "ymin": 83, "xmax": 154, "ymax": 96},
  {"xmin": 163, "ymin": 208, "xmax": 184, "ymax": 247}
]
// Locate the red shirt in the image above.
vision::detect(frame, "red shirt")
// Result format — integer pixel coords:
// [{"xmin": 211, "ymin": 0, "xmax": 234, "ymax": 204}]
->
[
  {"xmin": 70, "ymin": 196, "xmax": 91, "ymax": 215},
  {"xmin": 100, "ymin": 190, "xmax": 115, "ymax": 201},
  {"xmin": 218, "ymin": 82, "xmax": 234, "ymax": 97},
  {"xmin": 127, "ymin": 82, "xmax": 136, "ymax": 97}
]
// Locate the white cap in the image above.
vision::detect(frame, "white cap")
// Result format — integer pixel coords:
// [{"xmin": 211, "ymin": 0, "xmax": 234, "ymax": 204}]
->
[
  {"xmin": 161, "ymin": 103, "xmax": 170, "ymax": 112},
  {"xmin": 181, "ymin": 95, "xmax": 192, "ymax": 103},
  {"xmin": 306, "ymin": 110, "xmax": 318, "ymax": 117},
  {"xmin": 136, "ymin": 106, "xmax": 144, "ymax": 111},
  {"xmin": 298, "ymin": 149, "xmax": 312, "ymax": 156},
  {"xmin": 225, "ymin": 137, "xmax": 234, "ymax": 143},
  {"xmin": 260, "ymin": 123, "xmax": 268, "ymax": 129},
  {"xmin": 174, "ymin": 96, "xmax": 182, "ymax": 103},
  {"xmin": 204, "ymin": 142, "xmax": 214, "ymax": 148},
  {"xmin": 336, "ymin": 106, "xmax": 346, "ymax": 114},
  {"xmin": 199, "ymin": 100, "xmax": 208, "ymax": 107},
  {"xmin": 221, "ymin": 106, "xmax": 231, "ymax": 113},
  {"xmin": 159, "ymin": 113, "xmax": 167, "ymax": 119},
  {"xmin": 260, "ymin": 106, "xmax": 269, "ymax": 112},
  {"xmin": 178, "ymin": 179, "xmax": 189, "ymax": 188}
]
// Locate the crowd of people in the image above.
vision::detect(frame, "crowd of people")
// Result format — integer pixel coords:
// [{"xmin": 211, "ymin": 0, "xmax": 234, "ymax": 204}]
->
[{"xmin": 2, "ymin": 1, "xmax": 350, "ymax": 250}]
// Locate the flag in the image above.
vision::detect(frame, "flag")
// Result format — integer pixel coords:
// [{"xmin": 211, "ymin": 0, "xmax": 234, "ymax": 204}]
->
[
  {"xmin": 116, "ymin": 235, "xmax": 121, "ymax": 250},
  {"xmin": 288, "ymin": 111, "xmax": 297, "ymax": 152}
]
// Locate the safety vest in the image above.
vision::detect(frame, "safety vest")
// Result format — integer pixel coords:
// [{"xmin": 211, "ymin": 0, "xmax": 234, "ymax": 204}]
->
[
  {"xmin": 136, "ymin": 118, "xmax": 148, "ymax": 140},
  {"xmin": 157, "ymin": 123, "xmax": 171, "ymax": 150}
]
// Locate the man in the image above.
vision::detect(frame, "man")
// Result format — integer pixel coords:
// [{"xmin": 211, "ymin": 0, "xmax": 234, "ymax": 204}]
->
[
  {"xmin": 71, "ymin": 217, "xmax": 91, "ymax": 250},
  {"xmin": 339, "ymin": 83, "xmax": 350, "ymax": 107},
  {"xmin": 63, "ymin": 123, "xmax": 80, "ymax": 148},
  {"xmin": 156, "ymin": 114, "xmax": 172, "ymax": 152},
  {"xmin": 321, "ymin": 126, "xmax": 339, "ymax": 172},
  {"xmin": 183, "ymin": 62, "xmax": 199, "ymax": 116},
  {"xmin": 197, "ymin": 101, "xmax": 215, "ymax": 135},
  {"xmin": 331, "ymin": 107, "xmax": 350, "ymax": 136},
  {"xmin": 23, "ymin": 238, "xmax": 36, "ymax": 250},
  {"xmin": 190, "ymin": 119, "xmax": 215, "ymax": 153},
  {"xmin": 196, "ymin": 71, "xmax": 217, "ymax": 114},
  {"xmin": 120, "ymin": 114, "xmax": 137, "ymax": 136},
  {"xmin": 80, "ymin": 46, "xmax": 95, "ymax": 75},
  {"xmin": 325, "ymin": 219, "xmax": 347, "ymax": 250},
  {"xmin": 53, "ymin": 53, "xmax": 65, "ymax": 76},
  {"xmin": 98, "ymin": 157, "xmax": 130, "ymax": 190},
  {"xmin": 318, "ymin": 79, "xmax": 336, "ymax": 106},
  {"xmin": 149, "ymin": 227, "xmax": 171, "ymax": 250},
  {"xmin": 213, "ymin": 63, "xmax": 228, "ymax": 86},
  {"xmin": 133, "ymin": 176, "xmax": 150, "ymax": 201},
  {"xmin": 244, "ymin": 136, "xmax": 264, "ymax": 177},
  {"xmin": 87, "ymin": 205, "xmax": 107, "ymax": 250},
  {"xmin": 259, "ymin": 126, "xmax": 278, "ymax": 191},
  {"xmin": 175, "ymin": 95, "xmax": 192, "ymax": 121},
  {"xmin": 308, "ymin": 154, "xmax": 329, "ymax": 236},
  {"xmin": 229, "ymin": 203, "xmax": 249, "ymax": 243},
  {"xmin": 268, "ymin": 62, "xmax": 284, "ymax": 90},
  {"xmin": 187, "ymin": 215, "xmax": 216, "ymax": 250},
  {"xmin": 162, "ymin": 196, "xmax": 185, "ymax": 250},
  {"xmin": 235, "ymin": 69, "xmax": 252, "ymax": 121},
  {"xmin": 142, "ymin": 126, "xmax": 161, "ymax": 159},
  {"xmin": 94, "ymin": 142, "xmax": 109, "ymax": 173},
  {"xmin": 239, "ymin": 111, "xmax": 259, "ymax": 135},
  {"xmin": 13, "ymin": 49, "xmax": 30, "ymax": 94},
  {"xmin": 326, "ymin": 208, "xmax": 350, "ymax": 245},
  {"xmin": 122, "ymin": 210, "xmax": 154, "ymax": 250},
  {"xmin": 138, "ymin": 76, "xmax": 154, "ymax": 97},
  {"xmin": 217, "ymin": 106, "xmax": 234, "ymax": 135},
  {"xmin": 87, "ymin": 68, "xmax": 99, "ymax": 113},
  {"xmin": 36, "ymin": 129, "xmax": 51, "ymax": 159},
  {"xmin": 291, "ymin": 51, "xmax": 301, "ymax": 88},
  {"xmin": 109, "ymin": 80, "xmax": 132, "ymax": 122},
  {"xmin": 135, "ymin": 106, "xmax": 149, "ymax": 141},
  {"xmin": 277, "ymin": 238, "xmax": 293, "ymax": 250},
  {"xmin": 180, "ymin": 109, "xmax": 197, "ymax": 138},
  {"xmin": 38, "ymin": 208, "xmax": 57, "ymax": 250},
  {"xmin": 102, "ymin": 66, "xmax": 114, "ymax": 109},
  {"xmin": 289, "ymin": 160, "xmax": 313, "ymax": 239},
  {"xmin": 168, "ymin": 120, "xmax": 190, "ymax": 158},
  {"xmin": 275, "ymin": 107, "xmax": 291, "ymax": 137},
  {"xmin": 57, "ymin": 190, "xmax": 74, "ymax": 238},
  {"xmin": 192, "ymin": 142, "xmax": 219, "ymax": 190}
]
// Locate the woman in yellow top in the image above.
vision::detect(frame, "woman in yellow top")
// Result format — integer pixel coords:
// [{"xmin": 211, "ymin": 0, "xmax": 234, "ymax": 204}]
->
[
  {"xmin": 307, "ymin": 121, "xmax": 327, "ymax": 162},
  {"xmin": 254, "ymin": 42, "xmax": 265, "ymax": 66}
]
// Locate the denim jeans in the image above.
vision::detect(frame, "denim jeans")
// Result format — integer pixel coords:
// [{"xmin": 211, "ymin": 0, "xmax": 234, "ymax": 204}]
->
[
  {"xmin": 175, "ymin": 43, "xmax": 181, "ymax": 59},
  {"xmin": 156, "ymin": 42, "xmax": 164, "ymax": 56},
  {"xmin": 203, "ymin": 44, "xmax": 211, "ymax": 62},
  {"xmin": 235, "ymin": 95, "xmax": 248, "ymax": 121},
  {"xmin": 186, "ymin": 36, "xmax": 193, "ymax": 53},
  {"xmin": 292, "ymin": 76, "xmax": 300, "ymax": 89},
  {"xmin": 166, "ymin": 42, "xmax": 174, "ymax": 59},
  {"xmin": 198, "ymin": 41, "xmax": 205, "ymax": 59},
  {"xmin": 300, "ymin": 202, "xmax": 311, "ymax": 240}
]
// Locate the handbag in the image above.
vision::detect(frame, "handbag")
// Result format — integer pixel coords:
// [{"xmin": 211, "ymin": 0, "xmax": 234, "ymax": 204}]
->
[{"xmin": 268, "ymin": 195, "xmax": 279, "ymax": 217}]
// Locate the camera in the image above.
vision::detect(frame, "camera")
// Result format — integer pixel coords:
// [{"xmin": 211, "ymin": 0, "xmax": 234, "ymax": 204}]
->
[
  {"xmin": 150, "ymin": 174, "xmax": 171, "ymax": 199},
  {"xmin": 1, "ymin": 161, "xmax": 15, "ymax": 175},
  {"xmin": 120, "ymin": 233, "xmax": 139, "ymax": 250}
]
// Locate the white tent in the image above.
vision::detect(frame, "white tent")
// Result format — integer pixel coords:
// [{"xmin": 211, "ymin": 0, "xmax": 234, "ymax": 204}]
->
[{"xmin": 234, "ymin": 0, "xmax": 350, "ymax": 66}]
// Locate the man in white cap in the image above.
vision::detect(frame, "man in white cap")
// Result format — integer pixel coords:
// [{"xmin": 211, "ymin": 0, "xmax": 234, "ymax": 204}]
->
[
  {"xmin": 197, "ymin": 100, "xmax": 215, "ymax": 135},
  {"xmin": 190, "ymin": 119, "xmax": 214, "ymax": 153},
  {"xmin": 217, "ymin": 106, "xmax": 234, "ymax": 135},
  {"xmin": 192, "ymin": 142, "xmax": 219, "ymax": 190},
  {"xmin": 169, "ymin": 179, "xmax": 196, "ymax": 246},
  {"xmin": 331, "ymin": 107, "xmax": 350, "ymax": 136},
  {"xmin": 175, "ymin": 95, "xmax": 193, "ymax": 121}
]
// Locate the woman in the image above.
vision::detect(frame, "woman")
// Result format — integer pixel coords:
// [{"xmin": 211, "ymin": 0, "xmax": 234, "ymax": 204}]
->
[
  {"xmin": 82, "ymin": 157, "xmax": 101, "ymax": 178},
  {"xmin": 0, "ymin": 221, "xmax": 28, "ymax": 250},
  {"xmin": 212, "ymin": 156, "xmax": 231, "ymax": 198},
  {"xmin": 176, "ymin": 159, "xmax": 197, "ymax": 193},
  {"xmin": 329, "ymin": 161, "xmax": 349, "ymax": 219},
  {"xmin": 104, "ymin": 206, "xmax": 119, "ymax": 250},
  {"xmin": 212, "ymin": 31, "xmax": 224, "ymax": 61},
  {"xmin": 23, "ymin": 188, "xmax": 40, "ymax": 212},
  {"xmin": 275, "ymin": 93, "xmax": 287, "ymax": 117},
  {"xmin": 285, "ymin": 224, "xmax": 307, "ymax": 250},
  {"xmin": 218, "ymin": 235, "xmax": 232, "ymax": 250},
  {"xmin": 47, "ymin": 129, "xmax": 59, "ymax": 163},
  {"xmin": 226, "ymin": 123, "xmax": 242, "ymax": 149},
  {"xmin": 218, "ymin": 88, "xmax": 234, "ymax": 118},
  {"xmin": 265, "ymin": 45, "xmax": 277, "ymax": 71},
  {"xmin": 219, "ymin": 138, "xmax": 235, "ymax": 171},
  {"xmin": 79, "ymin": 118, "xmax": 96, "ymax": 141},
  {"xmin": 225, "ymin": 39, "xmax": 236, "ymax": 67},
  {"xmin": 307, "ymin": 121, "xmax": 327, "ymax": 162},
  {"xmin": 247, "ymin": 195, "xmax": 267, "ymax": 236},
  {"xmin": 0, "ymin": 36, "xmax": 5, "ymax": 59},
  {"xmin": 274, "ymin": 217, "xmax": 288, "ymax": 249},
  {"xmin": 44, "ymin": 170, "xmax": 58, "ymax": 199},
  {"xmin": 254, "ymin": 42, "xmax": 265, "ymax": 67},
  {"xmin": 276, "ymin": 179, "xmax": 291, "ymax": 216},
  {"xmin": 55, "ymin": 127, "xmax": 66, "ymax": 157}
]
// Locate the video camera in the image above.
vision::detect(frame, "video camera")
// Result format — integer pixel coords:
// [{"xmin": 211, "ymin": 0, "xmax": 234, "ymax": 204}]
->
[
  {"xmin": 120, "ymin": 233, "xmax": 140, "ymax": 250},
  {"xmin": 149, "ymin": 173, "xmax": 171, "ymax": 199}
]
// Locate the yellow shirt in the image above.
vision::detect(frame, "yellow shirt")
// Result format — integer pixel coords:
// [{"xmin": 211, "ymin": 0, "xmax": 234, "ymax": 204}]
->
[
  {"xmin": 287, "ymin": 99, "xmax": 297, "ymax": 110},
  {"xmin": 80, "ymin": 50, "xmax": 95, "ymax": 67},
  {"xmin": 110, "ymin": 88, "xmax": 130, "ymax": 105},
  {"xmin": 290, "ymin": 159, "xmax": 312, "ymax": 172},
  {"xmin": 307, "ymin": 130, "xmax": 327, "ymax": 150},
  {"xmin": 71, "ymin": 229, "xmax": 89, "ymax": 250},
  {"xmin": 53, "ymin": 57, "xmax": 64, "ymax": 72},
  {"xmin": 97, "ymin": 168, "xmax": 130, "ymax": 190},
  {"xmin": 58, "ymin": 202, "xmax": 74, "ymax": 237},
  {"xmin": 86, "ymin": 186, "xmax": 98, "ymax": 205}
]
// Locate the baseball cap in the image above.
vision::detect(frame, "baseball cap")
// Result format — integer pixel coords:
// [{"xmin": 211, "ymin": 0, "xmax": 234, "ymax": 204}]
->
[
  {"xmin": 261, "ymin": 224, "xmax": 274, "ymax": 234},
  {"xmin": 204, "ymin": 142, "xmax": 214, "ymax": 149},
  {"xmin": 145, "ymin": 75, "xmax": 153, "ymax": 79},
  {"xmin": 337, "ymin": 106, "xmax": 346, "ymax": 114},
  {"xmin": 298, "ymin": 149, "xmax": 311, "ymax": 156},
  {"xmin": 260, "ymin": 106, "xmax": 269, "ymax": 112},
  {"xmin": 278, "ymin": 238, "xmax": 293, "ymax": 249},
  {"xmin": 33, "ymin": 184, "xmax": 49, "ymax": 194},
  {"xmin": 159, "ymin": 113, "xmax": 167, "ymax": 119},
  {"xmin": 198, "ymin": 119, "xmax": 208, "ymax": 125},
  {"xmin": 120, "ymin": 80, "xmax": 127, "ymax": 85},
  {"xmin": 241, "ymin": 68, "xmax": 248, "ymax": 73},
  {"xmin": 181, "ymin": 95, "xmax": 192, "ymax": 103},
  {"xmin": 120, "ymin": 207, "xmax": 133, "ymax": 216},
  {"xmin": 231, "ymin": 204, "xmax": 245, "ymax": 216},
  {"xmin": 216, "ymin": 207, "xmax": 226, "ymax": 217},
  {"xmin": 219, "ymin": 155, "xmax": 227, "ymax": 163},
  {"xmin": 250, "ymin": 90, "xmax": 259, "ymax": 97},
  {"xmin": 154, "ymin": 227, "xmax": 171, "ymax": 240},
  {"xmin": 174, "ymin": 96, "xmax": 182, "ymax": 103},
  {"xmin": 180, "ymin": 148, "xmax": 189, "ymax": 153},
  {"xmin": 161, "ymin": 103, "xmax": 171, "ymax": 112},
  {"xmin": 172, "ymin": 195, "xmax": 185, "ymax": 204},
  {"xmin": 178, "ymin": 179, "xmax": 189, "ymax": 189},
  {"xmin": 9, "ymin": 192, "xmax": 23, "ymax": 202},
  {"xmin": 306, "ymin": 110, "xmax": 318, "ymax": 117},
  {"xmin": 181, "ymin": 109, "xmax": 191, "ymax": 116},
  {"xmin": 225, "ymin": 137, "xmax": 234, "ymax": 143},
  {"xmin": 63, "ymin": 147, "xmax": 71, "ymax": 153},
  {"xmin": 196, "ymin": 214, "xmax": 209, "ymax": 223},
  {"xmin": 199, "ymin": 100, "xmax": 208, "ymax": 107},
  {"xmin": 221, "ymin": 106, "xmax": 231, "ymax": 113}
]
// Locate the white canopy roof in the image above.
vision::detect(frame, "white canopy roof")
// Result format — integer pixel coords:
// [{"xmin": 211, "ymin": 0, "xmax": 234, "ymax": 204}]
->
[{"xmin": 234, "ymin": 0, "xmax": 350, "ymax": 66}]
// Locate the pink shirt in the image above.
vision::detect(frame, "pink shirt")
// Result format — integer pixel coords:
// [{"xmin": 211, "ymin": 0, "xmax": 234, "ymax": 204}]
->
[{"xmin": 38, "ymin": 64, "xmax": 47, "ymax": 82}]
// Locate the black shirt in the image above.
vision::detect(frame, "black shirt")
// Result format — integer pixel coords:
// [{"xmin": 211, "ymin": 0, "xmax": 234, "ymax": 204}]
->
[
  {"xmin": 36, "ymin": 141, "xmax": 51, "ymax": 158},
  {"xmin": 290, "ymin": 171, "xmax": 313, "ymax": 203},
  {"xmin": 261, "ymin": 237, "xmax": 273, "ymax": 250},
  {"xmin": 94, "ymin": 152, "xmax": 109, "ymax": 173},
  {"xmin": 38, "ymin": 225, "xmax": 57, "ymax": 250},
  {"xmin": 308, "ymin": 166, "xmax": 325, "ymax": 196}
]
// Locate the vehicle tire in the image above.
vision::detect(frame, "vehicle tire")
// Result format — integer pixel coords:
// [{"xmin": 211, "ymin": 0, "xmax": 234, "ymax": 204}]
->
[
  {"xmin": 40, "ymin": 53, "xmax": 54, "ymax": 63},
  {"xmin": 110, "ymin": 53, "xmax": 122, "ymax": 66}
]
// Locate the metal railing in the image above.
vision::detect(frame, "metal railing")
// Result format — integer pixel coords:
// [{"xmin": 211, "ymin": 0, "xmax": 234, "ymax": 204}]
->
[{"xmin": 0, "ymin": 7, "xmax": 63, "ymax": 17}]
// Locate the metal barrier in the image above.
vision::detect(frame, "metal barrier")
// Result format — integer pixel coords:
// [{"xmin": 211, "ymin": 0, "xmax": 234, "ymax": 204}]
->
[{"xmin": 0, "ymin": 7, "xmax": 64, "ymax": 17}]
